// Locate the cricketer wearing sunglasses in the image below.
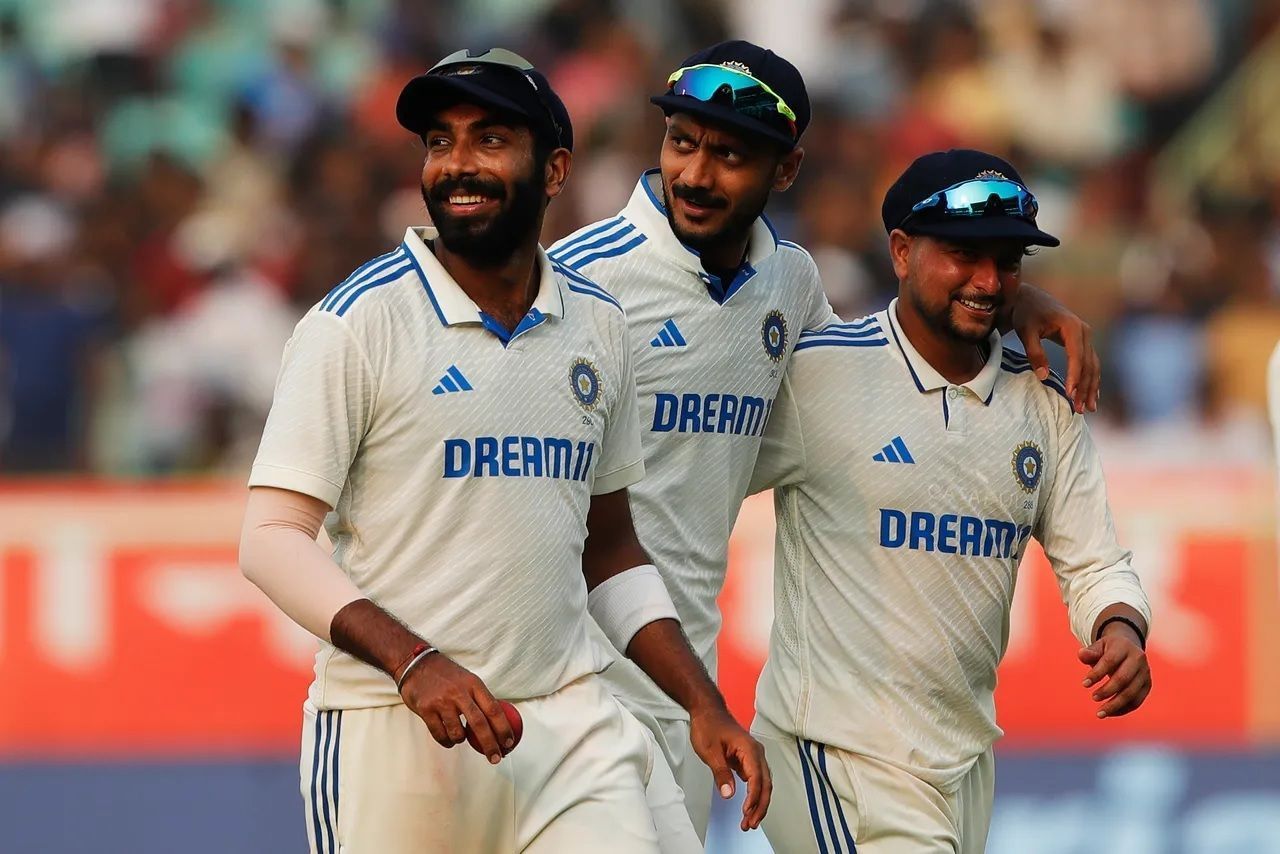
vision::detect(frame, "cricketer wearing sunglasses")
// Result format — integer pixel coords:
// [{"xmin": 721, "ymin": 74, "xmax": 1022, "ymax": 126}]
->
[
  {"xmin": 748, "ymin": 149, "xmax": 1152, "ymax": 853},
  {"xmin": 549, "ymin": 40, "xmax": 1104, "ymax": 845},
  {"xmin": 241, "ymin": 48, "xmax": 767, "ymax": 853}
]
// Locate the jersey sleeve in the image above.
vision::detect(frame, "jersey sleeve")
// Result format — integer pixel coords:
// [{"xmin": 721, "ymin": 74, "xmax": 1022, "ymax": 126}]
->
[
  {"xmin": 591, "ymin": 315, "xmax": 645, "ymax": 495},
  {"xmin": 1034, "ymin": 411, "xmax": 1151, "ymax": 647},
  {"xmin": 749, "ymin": 370, "xmax": 807, "ymax": 494},
  {"xmin": 802, "ymin": 268, "xmax": 840, "ymax": 332},
  {"xmin": 249, "ymin": 311, "xmax": 379, "ymax": 508}
]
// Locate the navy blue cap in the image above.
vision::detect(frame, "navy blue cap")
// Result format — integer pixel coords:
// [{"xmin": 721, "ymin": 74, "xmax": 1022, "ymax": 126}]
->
[
  {"xmin": 397, "ymin": 48, "xmax": 573, "ymax": 152},
  {"xmin": 650, "ymin": 40, "xmax": 810, "ymax": 150},
  {"xmin": 881, "ymin": 149, "xmax": 1059, "ymax": 247}
]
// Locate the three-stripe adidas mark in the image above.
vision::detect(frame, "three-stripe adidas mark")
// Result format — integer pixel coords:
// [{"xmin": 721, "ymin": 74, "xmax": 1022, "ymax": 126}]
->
[
  {"xmin": 432, "ymin": 365, "xmax": 473, "ymax": 395},
  {"xmin": 650, "ymin": 319, "xmax": 688, "ymax": 348},
  {"xmin": 872, "ymin": 436, "xmax": 914, "ymax": 464}
]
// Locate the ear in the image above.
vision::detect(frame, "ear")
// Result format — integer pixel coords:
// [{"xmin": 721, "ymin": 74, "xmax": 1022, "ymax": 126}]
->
[
  {"xmin": 888, "ymin": 229, "xmax": 914, "ymax": 281},
  {"xmin": 772, "ymin": 146, "xmax": 804, "ymax": 192},
  {"xmin": 544, "ymin": 148, "xmax": 572, "ymax": 200}
]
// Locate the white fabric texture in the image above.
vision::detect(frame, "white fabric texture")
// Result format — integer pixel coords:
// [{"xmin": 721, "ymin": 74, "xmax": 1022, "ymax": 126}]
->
[
  {"xmin": 250, "ymin": 227, "xmax": 643, "ymax": 708},
  {"xmin": 550, "ymin": 170, "xmax": 837, "ymax": 720},
  {"xmin": 750, "ymin": 299, "xmax": 1151, "ymax": 792}
]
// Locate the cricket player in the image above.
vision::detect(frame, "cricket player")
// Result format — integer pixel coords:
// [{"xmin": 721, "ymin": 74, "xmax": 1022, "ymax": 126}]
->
[
  {"xmin": 238, "ymin": 48, "xmax": 767, "ymax": 853},
  {"xmin": 748, "ymin": 149, "xmax": 1153, "ymax": 853},
  {"xmin": 549, "ymin": 40, "xmax": 1103, "ymax": 842}
]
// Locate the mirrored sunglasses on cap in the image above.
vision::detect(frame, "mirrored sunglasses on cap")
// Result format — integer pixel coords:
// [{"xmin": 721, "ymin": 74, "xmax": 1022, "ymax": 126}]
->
[
  {"xmin": 427, "ymin": 48, "xmax": 567, "ymax": 147},
  {"xmin": 665, "ymin": 63, "xmax": 798, "ymax": 139},
  {"xmin": 905, "ymin": 178, "xmax": 1039, "ymax": 225}
]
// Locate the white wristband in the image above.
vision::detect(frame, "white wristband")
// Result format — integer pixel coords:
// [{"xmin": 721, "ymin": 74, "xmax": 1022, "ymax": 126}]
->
[{"xmin": 587, "ymin": 564, "xmax": 680, "ymax": 654}]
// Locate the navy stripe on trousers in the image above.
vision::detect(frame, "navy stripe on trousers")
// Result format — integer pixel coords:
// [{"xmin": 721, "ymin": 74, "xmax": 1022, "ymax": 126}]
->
[
  {"xmin": 308, "ymin": 710, "xmax": 343, "ymax": 854},
  {"xmin": 797, "ymin": 738, "xmax": 857, "ymax": 852}
]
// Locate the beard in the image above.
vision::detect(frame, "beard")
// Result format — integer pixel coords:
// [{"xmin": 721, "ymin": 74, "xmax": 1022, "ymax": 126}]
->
[
  {"xmin": 907, "ymin": 284, "xmax": 1001, "ymax": 345},
  {"xmin": 661, "ymin": 178, "xmax": 771, "ymax": 255},
  {"xmin": 423, "ymin": 167, "xmax": 544, "ymax": 266}
]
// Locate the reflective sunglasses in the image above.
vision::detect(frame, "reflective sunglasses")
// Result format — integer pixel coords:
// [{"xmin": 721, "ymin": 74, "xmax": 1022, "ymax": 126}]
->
[
  {"xmin": 665, "ymin": 63, "xmax": 798, "ymax": 138},
  {"xmin": 905, "ymin": 178, "xmax": 1039, "ymax": 225},
  {"xmin": 428, "ymin": 48, "xmax": 568, "ymax": 148}
]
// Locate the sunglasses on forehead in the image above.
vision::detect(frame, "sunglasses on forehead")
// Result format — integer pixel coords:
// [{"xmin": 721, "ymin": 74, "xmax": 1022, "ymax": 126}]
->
[
  {"xmin": 904, "ymin": 178, "xmax": 1040, "ymax": 226},
  {"xmin": 665, "ymin": 63, "xmax": 798, "ymax": 139}
]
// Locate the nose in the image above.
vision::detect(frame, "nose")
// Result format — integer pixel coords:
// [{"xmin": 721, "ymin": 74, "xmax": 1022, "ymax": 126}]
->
[
  {"xmin": 680, "ymin": 148, "xmax": 713, "ymax": 191},
  {"xmin": 440, "ymin": 138, "xmax": 479, "ymax": 180},
  {"xmin": 969, "ymin": 256, "xmax": 1000, "ymax": 293}
]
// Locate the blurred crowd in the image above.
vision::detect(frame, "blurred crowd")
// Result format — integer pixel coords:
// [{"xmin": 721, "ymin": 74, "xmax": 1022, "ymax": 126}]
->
[{"xmin": 1, "ymin": 0, "xmax": 1278, "ymax": 475}]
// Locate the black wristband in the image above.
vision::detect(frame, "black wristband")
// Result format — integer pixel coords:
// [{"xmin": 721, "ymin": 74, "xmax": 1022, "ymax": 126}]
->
[{"xmin": 1095, "ymin": 615, "xmax": 1146, "ymax": 649}]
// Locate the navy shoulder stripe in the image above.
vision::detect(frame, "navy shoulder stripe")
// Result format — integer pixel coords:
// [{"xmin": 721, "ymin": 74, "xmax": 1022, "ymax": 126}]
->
[
  {"xmin": 321, "ymin": 248, "xmax": 412, "ymax": 317},
  {"xmin": 551, "ymin": 221, "xmax": 635, "ymax": 266},
  {"xmin": 553, "ymin": 262, "xmax": 624, "ymax": 311},
  {"xmin": 321, "ymin": 248, "xmax": 404, "ymax": 312},
  {"xmin": 549, "ymin": 216, "xmax": 625, "ymax": 260},
  {"xmin": 561, "ymin": 233, "xmax": 648, "ymax": 269}
]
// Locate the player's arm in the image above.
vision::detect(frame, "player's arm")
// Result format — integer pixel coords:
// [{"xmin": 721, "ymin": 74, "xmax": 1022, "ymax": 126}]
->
[
  {"xmin": 1001, "ymin": 283, "xmax": 1100, "ymax": 414},
  {"xmin": 239, "ymin": 493, "xmax": 517, "ymax": 765},
  {"xmin": 1034, "ymin": 406, "xmax": 1152, "ymax": 719},
  {"xmin": 240, "ymin": 310, "xmax": 514, "ymax": 762},
  {"xmin": 582, "ymin": 489, "xmax": 771, "ymax": 831}
]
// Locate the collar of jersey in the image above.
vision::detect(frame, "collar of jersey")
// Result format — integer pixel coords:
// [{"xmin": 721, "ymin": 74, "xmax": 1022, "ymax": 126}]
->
[
  {"xmin": 884, "ymin": 298, "xmax": 1002, "ymax": 404},
  {"xmin": 401, "ymin": 226, "xmax": 565, "ymax": 329},
  {"xmin": 624, "ymin": 169, "xmax": 781, "ymax": 283}
]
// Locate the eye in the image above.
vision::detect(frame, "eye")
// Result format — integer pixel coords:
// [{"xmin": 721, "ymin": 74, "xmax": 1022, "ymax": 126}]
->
[
  {"xmin": 670, "ymin": 134, "xmax": 695, "ymax": 152},
  {"xmin": 426, "ymin": 135, "xmax": 450, "ymax": 149},
  {"xmin": 480, "ymin": 132, "xmax": 506, "ymax": 146}
]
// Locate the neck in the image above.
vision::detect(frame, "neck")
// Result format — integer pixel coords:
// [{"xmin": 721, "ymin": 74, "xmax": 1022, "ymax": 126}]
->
[
  {"xmin": 431, "ymin": 231, "xmax": 543, "ymax": 323},
  {"xmin": 698, "ymin": 230, "xmax": 750, "ymax": 274},
  {"xmin": 893, "ymin": 299, "xmax": 988, "ymax": 384}
]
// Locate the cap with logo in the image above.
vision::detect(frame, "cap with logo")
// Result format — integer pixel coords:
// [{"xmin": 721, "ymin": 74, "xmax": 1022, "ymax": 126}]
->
[
  {"xmin": 650, "ymin": 40, "xmax": 810, "ymax": 150},
  {"xmin": 396, "ymin": 47, "xmax": 573, "ymax": 152},
  {"xmin": 881, "ymin": 149, "xmax": 1059, "ymax": 247}
]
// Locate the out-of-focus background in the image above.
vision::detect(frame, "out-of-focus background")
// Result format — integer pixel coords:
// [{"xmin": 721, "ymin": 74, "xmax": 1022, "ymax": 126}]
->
[{"xmin": 0, "ymin": 0, "xmax": 1276, "ymax": 851}]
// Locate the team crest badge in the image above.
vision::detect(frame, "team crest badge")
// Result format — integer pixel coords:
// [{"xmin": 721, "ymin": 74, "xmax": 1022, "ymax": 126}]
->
[
  {"xmin": 761, "ymin": 310, "xmax": 788, "ymax": 362},
  {"xmin": 569, "ymin": 358, "xmax": 602, "ymax": 410},
  {"xmin": 1012, "ymin": 441, "xmax": 1043, "ymax": 493}
]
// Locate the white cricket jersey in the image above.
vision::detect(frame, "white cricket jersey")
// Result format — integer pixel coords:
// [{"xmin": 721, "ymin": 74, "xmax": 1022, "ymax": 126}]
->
[
  {"xmin": 548, "ymin": 170, "xmax": 837, "ymax": 716},
  {"xmin": 250, "ymin": 227, "xmax": 644, "ymax": 709},
  {"xmin": 750, "ymin": 298, "xmax": 1151, "ymax": 791}
]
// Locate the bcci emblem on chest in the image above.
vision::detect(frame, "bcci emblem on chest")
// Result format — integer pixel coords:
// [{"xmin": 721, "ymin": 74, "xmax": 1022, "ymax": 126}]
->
[
  {"xmin": 761, "ymin": 310, "xmax": 788, "ymax": 362},
  {"xmin": 1012, "ymin": 441, "xmax": 1043, "ymax": 493},
  {"xmin": 570, "ymin": 358, "xmax": 603, "ymax": 411}
]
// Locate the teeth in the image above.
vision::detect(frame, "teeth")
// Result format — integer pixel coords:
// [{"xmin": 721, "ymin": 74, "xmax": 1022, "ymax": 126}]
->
[
  {"xmin": 959, "ymin": 298, "xmax": 992, "ymax": 311},
  {"xmin": 450, "ymin": 195, "xmax": 486, "ymax": 204}
]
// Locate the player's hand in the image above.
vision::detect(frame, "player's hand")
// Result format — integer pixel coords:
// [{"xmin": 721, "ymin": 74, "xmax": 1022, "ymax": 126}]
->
[
  {"xmin": 1077, "ymin": 625, "xmax": 1151, "ymax": 718},
  {"xmin": 1010, "ymin": 283, "xmax": 1100, "ymax": 414},
  {"xmin": 688, "ymin": 704, "xmax": 772, "ymax": 831},
  {"xmin": 399, "ymin": 653, "xmax": 517, "ymax": 764}
]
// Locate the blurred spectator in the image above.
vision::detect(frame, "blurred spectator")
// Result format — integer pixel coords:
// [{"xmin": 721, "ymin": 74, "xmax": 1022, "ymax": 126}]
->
[
  {"xmin": 0, "ymin": 196, "xmax": 108, "ymax": 471},
  {"xmin": 0, "ymin": 0, "xmax": 1275, "ymax": 474}
]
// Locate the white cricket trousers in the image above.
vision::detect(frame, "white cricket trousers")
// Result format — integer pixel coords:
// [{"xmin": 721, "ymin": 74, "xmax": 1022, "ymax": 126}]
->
[
  {"xmin": 300, "ymin": 674, "xmax": 661, "ymax": 853},
  {"xmin": 753, "ymin": 721, "xmax": 995, "ymax": 854},
  {"xmin": 624, "ymin": 703, "xmax": 711, "ymax": 852}
]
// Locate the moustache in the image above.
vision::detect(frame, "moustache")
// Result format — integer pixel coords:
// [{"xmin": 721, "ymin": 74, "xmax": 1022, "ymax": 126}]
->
[
  {"xmin": 428, "ymin": 176, "xmax": 507, "ymax": 205},
  {"xmin": 671, "ymin": 183, "xmax": 727, "ymax": 209}
]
